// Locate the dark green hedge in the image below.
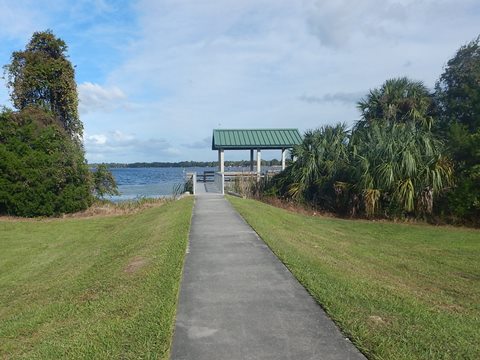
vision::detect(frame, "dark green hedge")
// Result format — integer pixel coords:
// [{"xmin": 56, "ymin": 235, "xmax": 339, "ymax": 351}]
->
[{"xmin": 0, "ymin": 108, "xmax": 93, "ymax": 217}]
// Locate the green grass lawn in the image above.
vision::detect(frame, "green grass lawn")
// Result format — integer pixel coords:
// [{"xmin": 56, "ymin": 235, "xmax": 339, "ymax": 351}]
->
[
  {"xmin": 0, "ymin": 197, "xmax": 193, "ymax": 359},
  {"xmin": 228, "ymin": 196, "xmax": 480, "ymax": 360}
]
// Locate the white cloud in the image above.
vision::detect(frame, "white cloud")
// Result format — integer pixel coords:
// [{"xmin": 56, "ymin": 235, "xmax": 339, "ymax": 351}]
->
[
  {"xmin": 299, "ymin": 91, "xmax": 365, "ymax": 105},
  {"xmin": 84, "ymin": 130, "xmax": 180, "ymax": 162},
  {"xmin": 111, "ymin": 130, "xmax": 134, "ymax": 142},
  {"xmin": 1, "ymin": 0, "xmax": 479, "ymax": 162},
  {"xmin": 85, "ymin": 133, "xmax": 107, "ymax": 145},
  {"xmin": 86, "ymin": 0, "xmax": 478, "ymax": 161},
  {"xmin": 78, "ymin": 82, "xmax": 127, "ymax": 114},
  {"xmin": 182, "ymin": 136, "xmax": 211, "ymax": 149},
  {"xmin": 305, "ymin": 0, "xmax": 480, "ymax": 49},
  {"xmin": 305, "ymin": 0, "xmax": 408, "ymax": 48}
]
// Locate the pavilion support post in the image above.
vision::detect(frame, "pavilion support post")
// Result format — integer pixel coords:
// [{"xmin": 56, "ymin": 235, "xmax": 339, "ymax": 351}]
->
[
  {"xmin": 256, "ymin": 149, "xmax": 261, "ymax": 175},
  {"xmin": 218, "ymin": 149, "xmax": 224, "ymax": 173},
  {"xmin": 250, "ymin": 149, "xmax": 254, "ymax": 172},
  {"xmin": 281, "ymin": 148, "xmax": 286, "ymax": 170}
]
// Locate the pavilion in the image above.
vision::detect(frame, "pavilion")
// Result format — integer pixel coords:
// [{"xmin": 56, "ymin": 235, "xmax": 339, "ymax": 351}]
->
[{"xmin": 211, "ymin": 129, "xmax": 302, "ymax": 173}]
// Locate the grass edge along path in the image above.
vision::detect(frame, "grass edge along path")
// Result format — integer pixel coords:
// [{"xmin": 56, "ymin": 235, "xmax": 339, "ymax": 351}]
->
[
  {"xmin": 228, "ymin": 196, "xmax": 480, "ymax": 360},
  {"xmin": 0, "ymin": 197, "xmax": 194, "ymax": 359}
]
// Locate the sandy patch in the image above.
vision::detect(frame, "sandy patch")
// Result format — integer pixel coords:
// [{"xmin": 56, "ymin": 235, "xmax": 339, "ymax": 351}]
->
[
  {"xmin": 124, "ymin": 256, "xmax": 148, "ymax": 274},
  {"xmin": 368, "ymin": 315, "xmax": 387, "ymax": 326}
]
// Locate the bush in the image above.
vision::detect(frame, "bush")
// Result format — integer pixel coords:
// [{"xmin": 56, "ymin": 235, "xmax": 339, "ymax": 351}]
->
[
  {"xmin": 0, "ymin": 108, "xmax": 93, "ymax": 217},
  {"xmin": 92, "ymin": 164, "xmax": 119, "ymax": 199},
  {"xmin": 434, "ymin": 35, "xmax": 480, "ymax": 225}
]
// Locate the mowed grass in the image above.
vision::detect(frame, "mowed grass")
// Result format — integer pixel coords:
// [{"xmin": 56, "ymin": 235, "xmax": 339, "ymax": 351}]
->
[
  {"xmin": 0, "ymin": 197, "xmax": 193, "ymax": 359},
  {"xmin": 228, "ymin": 196, "xmax": 480, "ymax": 360}
]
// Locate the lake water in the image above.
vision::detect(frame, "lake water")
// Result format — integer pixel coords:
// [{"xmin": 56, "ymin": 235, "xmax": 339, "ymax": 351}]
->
[
  {"xmin": 108, "ymin": 166, "xmax": 282, "ymax": 201},
  {"xmin": 109, "ymin": 167, "xmax": 216, "ymax": 201}
]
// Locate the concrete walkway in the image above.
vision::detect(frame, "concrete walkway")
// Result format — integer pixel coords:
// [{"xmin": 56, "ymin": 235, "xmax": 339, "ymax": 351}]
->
[
  {"xmin": 170, "ymin": 193, "xmax": 366, "ymax": 360},
  {"xmin": 195, "ymin": 181, "xmax": 221, "ymax": 195}
]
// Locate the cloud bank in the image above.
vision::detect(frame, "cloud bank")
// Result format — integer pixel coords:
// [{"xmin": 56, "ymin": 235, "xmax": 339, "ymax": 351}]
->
[
  {"xmin": 84, "ymin": 130, "xmax": 179, "ymax": 162},
  {"xmin": 299, "ymin": 92, "xmax": 365, "ymax": 105},
  {"xmin": 78, "ymin": 82, "xmax": 127, "ymax": 114},
  {"xmin": 0, "ymin": 0, "xmax": 479, "ymax": 162}
]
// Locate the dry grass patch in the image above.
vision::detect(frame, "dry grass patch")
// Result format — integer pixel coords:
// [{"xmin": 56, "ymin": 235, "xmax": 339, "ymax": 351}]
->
[{"xmin": 124, "ymin": 256, "xmax": 149, "ymax": 274}]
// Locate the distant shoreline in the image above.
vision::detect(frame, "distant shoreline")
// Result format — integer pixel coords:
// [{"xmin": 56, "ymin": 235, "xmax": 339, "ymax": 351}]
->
[{"xmin": 89, "ymin": 160, "xmax": 283, "ymax": 169}]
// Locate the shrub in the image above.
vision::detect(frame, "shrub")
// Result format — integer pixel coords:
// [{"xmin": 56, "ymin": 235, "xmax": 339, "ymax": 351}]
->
[
  {"xmin": 0, "ymin": 108, "xmax": 93, "ymax": 217},
  {"xmin": 92, "ymin": 164, "xmax": 119, "ymax": 199}
]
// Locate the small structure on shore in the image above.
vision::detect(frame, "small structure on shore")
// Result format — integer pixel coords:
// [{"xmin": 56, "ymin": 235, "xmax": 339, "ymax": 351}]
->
[{"xmin": 211, "ymin": 128, "xmax": 302, "ymax": 173}]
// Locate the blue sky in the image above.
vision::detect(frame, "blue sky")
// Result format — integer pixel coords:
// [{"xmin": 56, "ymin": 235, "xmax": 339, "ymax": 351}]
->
[{"xmin": 0, "ymin": 0, "xmax": 479, "ymax": 163}]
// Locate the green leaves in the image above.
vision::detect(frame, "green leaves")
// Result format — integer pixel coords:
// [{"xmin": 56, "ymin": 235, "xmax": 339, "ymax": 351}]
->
[
  {"xmin": 4, "ymin": 30, "xmax": 82, "ymax": 142},
  {"xmin": 435, "ymin": 35, "xmax": 480, "ymax": 224},
  {"xmin": 436, "ymin": 35, "xmax": 480, "ymax": 132},
  {"xmin": 269, "ymin": 77, "xmax": 453, "ymax": 219},
  {"xmin": 353, "ymin": 121, "xmax": 452, "ymax": 216},
  {"xmin": 0, "ymin": 109, "xmax": 92, "ymax": 217},
  {"xmin": 264, "ymin": 38, "xmax": 479, "ymax": 224},
  {"xmin": 92, "ymin": 164, "xmax": 120, "ymax": 199},
  {"xmin": 0, "ymin": 31, "xmax": 91, "ymax": 217},
  {"xmin": 350, "ymin": 77, "xmax": 452, "ymax": 217},
  {"xmin": 357, "ymin": 77, "xmax": 434, "ymax": 130},
  {"xmin": 280, "ymin": 124, "xmax": 352, "ymax": 212}
]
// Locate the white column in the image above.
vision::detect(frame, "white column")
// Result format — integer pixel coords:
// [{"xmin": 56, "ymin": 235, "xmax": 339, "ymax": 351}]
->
[
  {"xmin": 256, "ymin": 149, "xmax": 261, "ymax": 174},
  {"xmin": 218, "ymin": 149, "xmax": 224, "ymax": 173},
  {"xmin": 250, "ymin": 149, "xmax": 254, "ymax": 171},
  {"xmin": 281, "ymin": 148, "xmax": 286, "ymax": 170}
]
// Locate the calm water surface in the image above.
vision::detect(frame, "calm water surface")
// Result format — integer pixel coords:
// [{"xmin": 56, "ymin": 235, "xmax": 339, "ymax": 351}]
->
[
  {"xmin": 109, "ymin": 166, "xmax": 281, "ymax": 201},
  {"xmin": 109, "ymin": 167, "xmax": 216, "ymax": 201}
]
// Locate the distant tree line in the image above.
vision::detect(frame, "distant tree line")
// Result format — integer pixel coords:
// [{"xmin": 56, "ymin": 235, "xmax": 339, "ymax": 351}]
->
[
  {"xmin": 93, "ymin": 159, "xmax": 284, "ymax": 169},
  {"xmin": 263, "ymin": 35, "xmax": 480, "ymax": 226},
  {"xmin": 0, "ymin": 31, "xmax": 117, "ymax": 217}
]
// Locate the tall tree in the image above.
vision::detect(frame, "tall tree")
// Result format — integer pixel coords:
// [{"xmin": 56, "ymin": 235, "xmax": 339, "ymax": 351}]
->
[
  {"xmin": 353, "ymin": 77, "xmax": 451, "ymax": 217},
  {"xmin": 435, "ymin": 36, "xmax": 480, "ymax": 223},
  {"xmin": 357, "ymin": 77, "xmax": 435, "ymax": 130},
  {"xmin": 435, "ymin": 36, "xmax": 480, "ymax": 132},
  {"xmin": 4, "ymin": 30, "xmax": 82, "ymax": 141}
]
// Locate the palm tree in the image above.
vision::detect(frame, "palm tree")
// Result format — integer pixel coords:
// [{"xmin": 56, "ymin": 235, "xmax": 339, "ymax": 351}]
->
[
  {"xmin": 352, "ymin": 78, "xmax": 452, "ymax": 216},
  {"xmin": 357, "ymin": 77, "xmax": 435, "ymax": 130},
  {"xmin": 286, "ymin": 124, "xmax": 351, "ymax": 211},
  {"xmin": 267, "ymin": 77, "xmax": 452, "ymax": 219},
  {"xmin": 351, "ymin": 122, "xmax": 452, "ymax": 216}
]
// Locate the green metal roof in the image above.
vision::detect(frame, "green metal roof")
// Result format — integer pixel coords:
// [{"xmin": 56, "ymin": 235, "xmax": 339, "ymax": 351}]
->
[{"xmin": 212, "ymin": 129, "xmax": 302, "ymax": 150}]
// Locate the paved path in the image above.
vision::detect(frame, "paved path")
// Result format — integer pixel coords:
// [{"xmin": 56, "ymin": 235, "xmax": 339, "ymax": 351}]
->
[
  {"xmin": 195, "ymin": 181, "xmax": 221, "ymax": 195},
  {"xmin": 170, "ymin": 193, "xmax": 366, "ymax": 360}
]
